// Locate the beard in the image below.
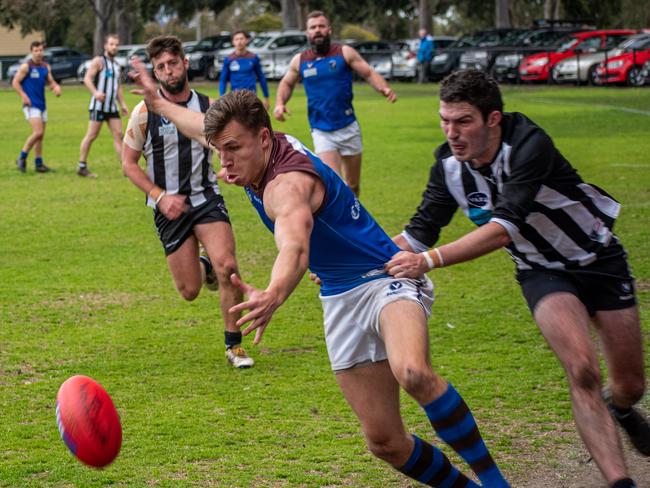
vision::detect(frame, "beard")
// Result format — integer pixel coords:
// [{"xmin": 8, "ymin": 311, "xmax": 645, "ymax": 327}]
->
[
  {"xmin": 160, "ymin": 71, "xmax": 188, "ymax": 94},
  {"xmin": 310, "ymin": 35, "xmax": 331, "ymax": 55}
]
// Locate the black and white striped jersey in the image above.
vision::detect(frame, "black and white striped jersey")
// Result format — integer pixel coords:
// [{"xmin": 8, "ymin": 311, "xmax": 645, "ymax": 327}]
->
[
  {"xmin": 88, "ymin": 55, "xmax": 121, "ymax": 113},
  {"xmin": 139, "ymin": 90, "xmax": 219, "ymax": 208},
  {"xmin": 405, "ymin": 112, "xmax": 622, "ymax": 271}
]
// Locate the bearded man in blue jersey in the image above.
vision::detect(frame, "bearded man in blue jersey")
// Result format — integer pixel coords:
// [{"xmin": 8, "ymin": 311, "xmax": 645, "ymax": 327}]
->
[
  {"xmin": 273, "ymin": 10, "xmax": 396, "ymax": 197},
  {"xmin": 131, "ymin": 57, "xmax": 509, "ymax": 488}
]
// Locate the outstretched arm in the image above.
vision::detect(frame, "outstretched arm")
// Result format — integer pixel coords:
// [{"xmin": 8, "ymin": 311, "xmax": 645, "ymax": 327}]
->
[
  {"xmin": 343, "ymin": 45, "xmax": 396, "ymax": 103},
  {"xmin": 130, "ymin": 57, "xmax": 207, "ymax": 146},
  {"xmin": 229, "ymin": 171, "xmax": 323, "ymax": 343},
  {"xmin": 386, "ymin": 221, "xmax": 511, "ymax": 278}
]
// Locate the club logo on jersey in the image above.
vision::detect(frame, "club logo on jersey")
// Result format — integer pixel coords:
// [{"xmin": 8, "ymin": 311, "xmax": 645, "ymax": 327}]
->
[
  {"xmin": 158, "ymin": 117, "xmax": 176, "ymax": 136},
  {"xmin": 386, "ymin": 281, "xmax": 404, "ymax": 296},
  {"xmin": 351, "ymin": 198, "xmax": 360, "ymax": 220},
  {"xmin": 329, "ymin": 60, "xmax": 337, "ymax": 70},
  {"xmin": 30, "ymin": 69, "xmax": 40, "ymax": 78},
  {"xmin": 467, "ymin": 191, "xmax": 489, "ymax": 207},
  {"xmin": 231, "ymin": 61, "xmax": 240, "ymax": 71},
  {"xmin": 106, "ymin": 70, "xmax": 113, "ymax": 78}
]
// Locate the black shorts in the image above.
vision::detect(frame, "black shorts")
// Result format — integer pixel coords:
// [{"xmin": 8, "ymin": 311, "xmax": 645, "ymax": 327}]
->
[
  {"xmin": 517, "ymin": 242, "xmax": 637, "ymax": 316},
  {"xmin": 153, "ymin": 195, "xmax": 230, "ymax": 256},
  {"xmin": 89, "ymin": 110, "xmax": 120, "ymax": 122}
]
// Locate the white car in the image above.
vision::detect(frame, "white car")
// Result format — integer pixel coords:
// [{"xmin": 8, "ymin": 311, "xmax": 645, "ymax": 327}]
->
[
  {"xmin": 77, "ymin": 44, "xmax": 145, "ymax": 83},
  {"xmin": 247, "ymin": 31, "xmax": 308, "ymax": 80}
]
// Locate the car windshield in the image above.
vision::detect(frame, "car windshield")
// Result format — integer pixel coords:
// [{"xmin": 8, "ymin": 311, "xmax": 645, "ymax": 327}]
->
[
  {"xmin": 535, "ymin": 30, "xmax": 574, "ymax": 47},
  {"xmin": 623, "ymin": 36, "xmax": 650, "ymax": 50},
  {"xmin": 557, "ymin": 36, "xmax": 580, "ymax": 52},
  {"xmin": 500, "ymin": 30, "xmax": 529, "ymax": 46},
  {"xmin": 250, "ymin": 36, "xmax": 271, "ymax": 48},
  {"xmin": 449, "ymin": 33, "xmax": 482, "ymax": 48}
]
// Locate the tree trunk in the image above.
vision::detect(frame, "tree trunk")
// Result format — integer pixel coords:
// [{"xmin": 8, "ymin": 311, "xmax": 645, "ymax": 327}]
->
[
  {"xmin": 282, "ymin": 0, "xmax": 299, "ymax": 30},
  {"xmin": 115, "ymin": 0, "xmax": 132, "ymax": 45},
  {"xmin": 92, "ymin": 0, "xmax": 113, "ymax": 56},
  {"xmin": 495, "ymin": 0, "xmax": 511, "ymax": 28},
  {"xmin": 544, "ymin": 0, "xmax": 561, "ymax": 20},
  {"xmin": 418, "ymin": 0, "xmax": 432, "ymax": 33}
]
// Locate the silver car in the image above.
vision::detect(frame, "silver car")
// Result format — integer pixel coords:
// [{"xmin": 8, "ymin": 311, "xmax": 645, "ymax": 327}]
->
[
  {"xmin": 552, "ymin": 33, "xmax": 647, "ymax": 84},
  {"xmin": 246, "ymin": 31, "xmax": 308, "ymax": 80}
]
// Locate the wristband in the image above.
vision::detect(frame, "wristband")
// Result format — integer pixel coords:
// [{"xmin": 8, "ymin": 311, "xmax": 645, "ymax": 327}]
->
[
  {"xmin": 154, "ymin": 190, "xmax": 166, "ymax": 205},
  {"xmin": 421, "ymin": 251, "xmax": 435, "ymax": 270},
  {"xmin": 149, "ymin": 186, "xmax": 162, "ymax": 201},
  {"xmin": 433, "ymin": 247, "xmax": 445, "ymax": 268}
]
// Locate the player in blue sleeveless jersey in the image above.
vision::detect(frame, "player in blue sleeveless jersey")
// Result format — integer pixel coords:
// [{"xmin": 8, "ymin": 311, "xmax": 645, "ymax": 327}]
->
[
  {"xmin": 274, "ymin": 10, "xmax": 396, "ymax": 197},
  {"xmin": 219, "ymin": 31, "xmax": 269, "ymax": 110},
  {"xmin": 12, "ymin": 41, "xmax": 61, "ymax": 173},
  {"xmin": 131, "ymin": 57, "xmax": 510, "ymax": 487}
]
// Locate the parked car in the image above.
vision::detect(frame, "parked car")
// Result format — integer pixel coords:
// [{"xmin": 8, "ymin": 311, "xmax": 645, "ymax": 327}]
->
[
  {"xmin": 429, "ymin": 29, "xmax": 523, "ymax": 81},
  {"xmin": 8, "ymin": 46, "xmax": 90, "ymax": 83},
  {"xmin": 458, "ymin": 28, "xmax": 528, "ymax": 71},
  {"xmin": 642, "ymin": 59, "xmax": 650, "ymax": 85},
  {"xmin": 124, "ymin": 46, "xmax": 153, "ymax": 82},
  {"xmin": 76, "ymin": 43, "xmax": 144, "ymax": 83},
  {"xmin": 492, "ymin": 28, "xmax": 588, "ymax": 82},
  {"xmin": 245, "ymin": 30, "xmax": 308, "ymax": 80},
  {"xmin": 552, "ymin": 33, "xmax": 650, "ymax": 85},
  {"xmin": 518, "ymin": 29, "xmax": 635, "ymax": 82},
  {"xmin": 187, "ymin": 34, "xmax": 232, "ymax": 80},
  {"xmin": 349, "ymin": 40, "xmax": 394, "ymax": 79},
  {"xmin": 595, "ymin": 37, "xmax": 650, "ymax": 86},
  {"xmin": 182, "ymin": 41, "xmax": 198, "ymax": 54},
  {"xmin": 393, "ymin": 36, "xmax": 456, "ymax": 80}
]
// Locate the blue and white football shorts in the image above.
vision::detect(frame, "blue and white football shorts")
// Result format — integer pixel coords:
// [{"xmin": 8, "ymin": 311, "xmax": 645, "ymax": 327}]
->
[
  {"xmin": 23, "ymin": 106, "xmax": 47, "ymax": 122},
  {"xmin": 320, "ymin": 276, "xmax": 434, "ymax": 372},
  {"xmin": 311, "ymin": 120, "xmax": 362, "ymax": 156}
]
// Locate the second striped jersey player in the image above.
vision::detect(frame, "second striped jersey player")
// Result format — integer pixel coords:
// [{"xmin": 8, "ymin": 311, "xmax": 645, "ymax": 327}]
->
[{"xmin": 78, "ymin": 34, "xmax": 128, "ymax": 177}]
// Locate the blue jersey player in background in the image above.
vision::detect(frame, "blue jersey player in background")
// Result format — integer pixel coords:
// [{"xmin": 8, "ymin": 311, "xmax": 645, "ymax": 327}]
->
[
  {"xmin": 12, "ymin": 40, "xmax": 61, "ymax": 173},
  {"xmin": 274, "ymin": 10, "xmax": 396, "ymax": 197},
  {"xmin": 132, "ymin": 55, "xmax": 510, "ymax": 487},
  {"xmin": 219, "ymin": 30, "xmax": 270, "ymax": 111}
]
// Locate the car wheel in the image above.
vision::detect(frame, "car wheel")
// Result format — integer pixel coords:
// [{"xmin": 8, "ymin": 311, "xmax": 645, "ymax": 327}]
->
[
  {"xmin": 206, "ymin": 65, "xmax": 217, "ymax": 80},
  {"xmin": 587, "ymin": 66, "xmax": 600, "ymax": 86},
  {"xmin": 626, "ymin": 66, "xmax": 644, "ymax": 87}
]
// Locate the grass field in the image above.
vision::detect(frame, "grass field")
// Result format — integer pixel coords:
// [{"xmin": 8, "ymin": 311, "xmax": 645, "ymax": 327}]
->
[{"xmin": 0, "ymin": 80, "xmax": 648, "ymax": 487}]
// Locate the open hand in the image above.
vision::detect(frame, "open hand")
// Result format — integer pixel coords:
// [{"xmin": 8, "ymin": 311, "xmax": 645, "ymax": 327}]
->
[{"xmin": 228, "ymin": 274, "xmax": 281, "ymax": 345}]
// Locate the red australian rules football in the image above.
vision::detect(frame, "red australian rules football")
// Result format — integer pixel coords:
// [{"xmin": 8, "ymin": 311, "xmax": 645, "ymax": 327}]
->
[{"xmin": 56, "ymin": 375, "xmax": 122, "ymax": 468}]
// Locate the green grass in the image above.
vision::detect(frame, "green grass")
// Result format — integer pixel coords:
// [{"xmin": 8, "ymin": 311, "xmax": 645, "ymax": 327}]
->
[{"xmin": 0, "ymin": 80, "xmax": 648, "ymax": 487}]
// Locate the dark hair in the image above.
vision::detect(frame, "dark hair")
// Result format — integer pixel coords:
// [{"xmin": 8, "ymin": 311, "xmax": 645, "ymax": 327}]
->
[
  {"xmin": 30, "ymin": 41, "xmax": 44, "ymax": 50},
  {"xmin": 306, "ymin": 10, "xmax": 329, "ymax": 24},
  {"xmin": 231, "ymin": 30, "xmax": 250, "ymax": 40},
  {"xmin": 440, "ymin": 69, "xmax": 503, "ymax": 121},
  {"xmin": 204, "ymin": 90, "xmax": 273, "ymax": 145},
  {"xmin": 104, "ymin": 33, "xmax": 119, "ymax": 43},
  {"xmin": 146, "ymin": 35, "xmax": 184, "ymax": 61}
]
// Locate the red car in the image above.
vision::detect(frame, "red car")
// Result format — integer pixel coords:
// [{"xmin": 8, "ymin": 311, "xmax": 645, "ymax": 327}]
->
[
  {"xmin": 519, "ymin": 29, "xmax": 635, "ymax": 82},
  {"xmin": 596, "ymin": 35, "xmax": 650, "ymax": 86}
]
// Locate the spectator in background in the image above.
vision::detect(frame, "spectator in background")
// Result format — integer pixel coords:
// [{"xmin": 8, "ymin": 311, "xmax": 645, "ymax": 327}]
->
[
  {"xmin": 219, "ymin": 30, "xmax": 270, "ymax": 110},
  {"xmin": 417, "ymin": 29, "xmax": 435, "ymax": 84}
]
